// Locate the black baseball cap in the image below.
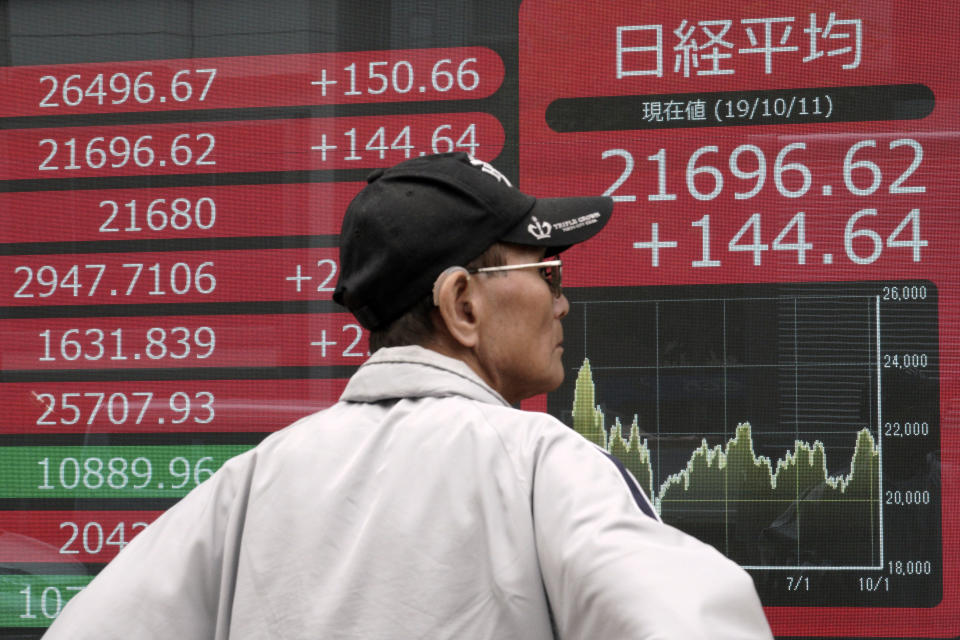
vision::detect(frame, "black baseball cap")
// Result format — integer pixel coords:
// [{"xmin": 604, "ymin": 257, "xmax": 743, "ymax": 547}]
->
[{"xmin": 333, "ymin": 152, "xmax": 614, "ymax": 330}]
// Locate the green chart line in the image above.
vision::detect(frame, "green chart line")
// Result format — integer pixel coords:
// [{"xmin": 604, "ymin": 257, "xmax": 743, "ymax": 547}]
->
[{"xmin": 571, "ymin": 357, "xmax": 881, "ymax": 568}]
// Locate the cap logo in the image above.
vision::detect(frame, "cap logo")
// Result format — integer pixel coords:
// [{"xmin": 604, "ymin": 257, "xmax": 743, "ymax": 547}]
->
[
  {"xmin": 528, "ymin": 216, "xmax": 552, "ymax": 240},
  {"xmin": 468, "ymin": 156, "xmax": 512, "ymax": 187}
]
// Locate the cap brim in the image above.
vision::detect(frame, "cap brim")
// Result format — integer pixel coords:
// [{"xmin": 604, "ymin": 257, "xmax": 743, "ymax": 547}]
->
[{"xmin": 500, "ymin": 195, "xmax": 614, "ymax": 252}]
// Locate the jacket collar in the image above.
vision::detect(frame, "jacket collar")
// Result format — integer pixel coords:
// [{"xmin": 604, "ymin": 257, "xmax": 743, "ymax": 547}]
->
[{"xmin": 339, "ymin": 345, "xmax": 511, "ymax": 407}]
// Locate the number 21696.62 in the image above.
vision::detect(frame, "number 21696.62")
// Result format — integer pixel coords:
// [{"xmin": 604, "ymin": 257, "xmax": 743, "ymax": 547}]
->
[
  {"xmin": 38, "ymin": 133, "xmax": 215, "ymax": 171},
  {"xmin": 603, "ymin": 139, "xmax": 925, "ymax": 202}
]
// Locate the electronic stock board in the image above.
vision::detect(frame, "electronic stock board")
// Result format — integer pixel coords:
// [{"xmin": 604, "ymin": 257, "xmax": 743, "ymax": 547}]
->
[{"xmin": 0, "ymin": 2, "xmax": 956, "ymax": 638}]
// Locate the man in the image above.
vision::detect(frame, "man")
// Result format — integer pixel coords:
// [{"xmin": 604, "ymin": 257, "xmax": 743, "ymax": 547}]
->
[{"xmin": 44, "ymin": 152, "xmax": 773, "ymax": 638}]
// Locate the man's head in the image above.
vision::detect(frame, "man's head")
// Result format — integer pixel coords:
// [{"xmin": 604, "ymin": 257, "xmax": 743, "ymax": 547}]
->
[
  {"xmin": 433, "ymin": 242, "xmax": 572, "ymax": 404},
  {"xmin": 333, "ymin": 152, "xmax": 613, "ymax": 402}
]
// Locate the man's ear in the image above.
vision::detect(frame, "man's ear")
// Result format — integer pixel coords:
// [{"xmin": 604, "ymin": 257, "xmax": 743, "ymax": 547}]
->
[{"xmin": 432, "ymin": 267, "xmax": 480, "ymax": 348}]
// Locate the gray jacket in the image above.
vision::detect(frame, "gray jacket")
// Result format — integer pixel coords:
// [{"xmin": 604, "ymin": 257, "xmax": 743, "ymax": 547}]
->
[{"xmin": 45, "ymin": 345, "xmax": 772, "ymax": 639}]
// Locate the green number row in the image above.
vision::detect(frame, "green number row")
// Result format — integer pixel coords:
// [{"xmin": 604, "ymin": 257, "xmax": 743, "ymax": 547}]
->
[
  {"xmin": 0, "ymin": 574, "xmax": 93, "ymax": 627},
  {"xmin": 0, "ymin": 445, "xmax": 251, "ymax": 498}
]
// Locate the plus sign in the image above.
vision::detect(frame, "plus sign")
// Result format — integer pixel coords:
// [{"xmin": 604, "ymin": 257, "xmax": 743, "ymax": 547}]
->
[
  {"xmin": 310, "ymin": 134, "xmax": 338, "ymax": 162},
  {"xmin": 310, "ymin": 329, "xmax": 337, "ymax": 357},
  {"xmin": 632, "ymin": 223, "xmax": 677, "ymax": 267},
  {"xmin": 310, "ymin": 68, "xmax": 338, "ymax": 97},
  {"xmin": 285, "ymin": 264, "xmax": 313, "ymax": 292}
]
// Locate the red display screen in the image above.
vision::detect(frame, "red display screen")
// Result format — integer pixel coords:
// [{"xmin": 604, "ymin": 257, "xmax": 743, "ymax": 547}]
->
[
  {"xmin": 520, "ymin": 2, "xmax": 957, "ymax": 637},
  {"xmin": 0, "ymin": 2, "xmax": 956, "ymax": 638}
]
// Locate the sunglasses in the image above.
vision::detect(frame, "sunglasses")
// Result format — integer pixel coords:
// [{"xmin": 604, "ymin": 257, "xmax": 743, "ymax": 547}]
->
[{"xmin": 467, "ymin": 259, "xmax": 563, "ymax": 298}]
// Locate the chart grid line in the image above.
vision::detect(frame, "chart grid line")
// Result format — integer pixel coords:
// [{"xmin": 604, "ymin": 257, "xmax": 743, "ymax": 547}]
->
[{"xmin": 564, "ymin": 286, "xmax": 885, "ymax": 571}]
